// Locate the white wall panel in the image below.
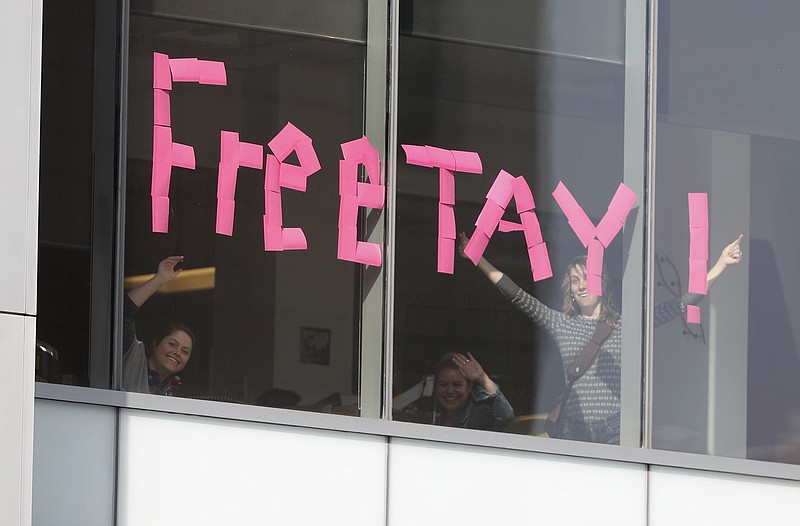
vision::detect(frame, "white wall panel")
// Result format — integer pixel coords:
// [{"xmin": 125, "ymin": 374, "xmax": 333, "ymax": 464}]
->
[
  {"xmin": 0, "ymin": 0, "xmax": 41, "ymax": 315},
  {"xmin": 0, "ymin": 314, "xmax": 35, "ymax": 526},
  {"xmin": 649, "ymin": 465, "xmax": 800, "ymax": 525},
  {"xmin": 118, "ymin": 410, "xmax": 387, "ymax": 526},
  {"xmin": 387, "ymin": 438, "xmax": 646, "ymax": 525},
  {"xmin": 32, "ymin": 400, "xmax": 116, "ymax": 526}
]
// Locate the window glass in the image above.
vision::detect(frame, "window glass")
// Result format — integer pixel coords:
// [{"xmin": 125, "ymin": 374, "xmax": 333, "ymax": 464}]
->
[
  {"xmin": 124, "ymin": 0, "xmax": 368, "ymax": 412},
  {"xmin": 37, "ymin": 0, "xmax": 100, "ymax": 387},
  {"xmin": 653, "ymin": 0, "xmax": 800, "ymax": 464},
  {"xmin": 392, "ymin": 1, "xmax": 641, "ymax": 444}
]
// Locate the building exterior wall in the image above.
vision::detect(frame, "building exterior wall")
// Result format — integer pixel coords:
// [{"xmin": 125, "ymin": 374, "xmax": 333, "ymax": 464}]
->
[
  {"xmin": 1, "ymin": 1, "xmax": 798, "ymax": 525},
  {"xmin": 0, "ymin": 0, "xmax": 41, "ymax": 524}
]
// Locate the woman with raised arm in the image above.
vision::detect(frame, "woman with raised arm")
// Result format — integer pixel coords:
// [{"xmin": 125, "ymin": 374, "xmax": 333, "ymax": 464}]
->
[
  {"xmin": 122, "ymin": 255, "xmax": 196, "ymax": 395},
  {"xmin": 458, "ymin": 233, "xmax": 743, "ymax": 443},
  {"xmin": 433, "ymin": 351, "xmax": 514, "ymax": 431}
]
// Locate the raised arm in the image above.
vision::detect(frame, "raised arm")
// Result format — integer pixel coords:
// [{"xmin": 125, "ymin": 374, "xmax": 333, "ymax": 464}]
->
[
  {"xmin": 452, "ymin": 351, "xmax": 496, "ymax": 394},
  {"xmin": 654, "ymin": 235, "xmax": 744, "ymax": 327},
  {"xmin": 706, "ymin": 234, "xmax": 743, "ymax": 290},
  {"xmin": 127, "ymin": 255, "xmax": 184, "ymax": 307},
  {"xmin": 453, "ymin": 352, "xmax": 514, "ymax": 430},
  {"xmin": 458, "ymin": 232, "xmax": 504, "ymax": 285}
]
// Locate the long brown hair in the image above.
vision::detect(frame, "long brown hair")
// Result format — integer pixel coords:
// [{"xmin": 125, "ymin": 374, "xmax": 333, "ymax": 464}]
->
[{"xmin": 560, "ymin": 256, "xmax": 620, "ymax": 327}]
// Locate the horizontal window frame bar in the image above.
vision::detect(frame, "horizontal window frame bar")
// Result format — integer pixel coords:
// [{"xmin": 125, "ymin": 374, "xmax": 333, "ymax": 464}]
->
[{"xmin": 36, "ymin": 382, "xmax": 800, "ymax": 482}]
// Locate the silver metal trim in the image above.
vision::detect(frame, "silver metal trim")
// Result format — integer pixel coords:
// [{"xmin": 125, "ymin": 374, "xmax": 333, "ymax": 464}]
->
[
  {"xmin": 406, "ymin": 32, "xmax": 625, "ymax": 67},
  {"xmin": 130, "ymin": 11, "xmax": 367, "ymax": 46},
  {"xmin": 35, "ymin": 383, "xmax": 800, "ymax": 482},
  {"xmin": 382, "ymin": 0, "xmax": 399, "ymax": 421},
  {"xmin": 642, "ymin": 0, "xmax": 659, "ymax": 451},
  {"xmin": 359, "ymin": 0, "xmax": 390, "ymax": 419}
]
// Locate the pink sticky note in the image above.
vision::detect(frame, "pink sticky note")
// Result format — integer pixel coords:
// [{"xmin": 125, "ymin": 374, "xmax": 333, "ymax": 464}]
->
[
  {"xmin": 294, "ymin": 137, "xmax": 321, "ymax": 175},
  {"xmin": 341, "ymin": 136, "xmax": 373, "ymax": 161},
  {"xmin": 265, "ymin": 189, "xmax": 283, "ymax": 226},
  {"xmin": 279, "ymin": 163, "xmax": 308, "ymax": 192},
  {"xmin": 357, "ymin": 182, "xmax": 385, "ymax": 209},
  {"xmin": 607, "ymin": 183, "xmax": 637, "ymax": 223},
  {"xmin": 154, "ymin": 89, "xmax": 171, "ymax": 126},
  {"xmin": 198, "ymin": 60, "xmax": 227, "ymax": 85},
  {"xmin": 268, "ymin": 122, "xmax": 303, "ymax": 161},
  {"xmin": 438, "ymin": 236, "xmax": 456, "ymax": 274},
  {"xmin": 475, "ymin": 199, "xmax": 505, "ymax": 235},
  {"xmin": 425, "ymin": 146, "xmax": 456, "ymax": 170},
  {"xmin": 151, "ymin": 162, "xmax": 171, "ymax": 197},
  {"xmin": 339, "ymin": 197, "xmax": 359, "ymax": 228},
  {"xmin": 513, "ymin": 176, "xmax": 536, "ymax": 213},
  {"xmin": 440, "ymin": 169, "xmax": 456, "ymax": 205},
  {"xmin": 595, "ymin": 213, "xmax": 624, "ymax": 248},
  {"xmin": 688, "ymin": 258, "xmax": 708, "ymax": 295},
  {"xmin": 171, "ymin": 142, "xmax": 196, "ymax": 170},
  {"xmin": 152, "ymin": 196, "xmax": 170, "ymax": 233},
  {"xmin": 355, "ymin": 242, "xmax": 382, "ymax": 267},
  {"xmin": 439, "ymin": 203, "xmax": 456, "ymax": 239},
  {"xmin": 216, "ymin": 198, "xmax": 236, "ymax": 236},
  {"xmin": 401, "ymin": 144, "xmax": 433, "ymax": 167},
  {"xmin": 339, "ymin": 160, "xmax": 358, "ymax": 196},
  {"xmin": 587, "ymin": 239, "xmax": 605, "ymax": 276},
  {"xmin": 220, "ymin": 131, "xmax": 239, "ymax": 164},
  {"xmin": 552, "ymin": 181, "xmax": 593, "ymax": 226},
  {"xmin": 688, "ymin": 193, "xmax": 709, "ymax": 228},
  {"xmin": 339, "ymin": 195, "xmax": 359, "ymax": 227},
  {"xmin": 451, "ymin": 150, "xmax": 482, "ymax": 174},
  {"xmin": 551, "ymin": 181, "xmax": 572, "ymax": 211},
  {"xmin": 338, "ymin": 225, "xmax": 358, "ymax": 260},
  {"xmin": 216, "ymin": 163, "xmax": 238, "ymax": 199},
  {"xmin": 486, "ymin": 170, "xmax": 515, "ymax": 208},
  {"xmin": 529, "ymin": 242, "xmax": 553, "ymax": 282},
  {"xmin": 264, "ymin": 221, "xmax": 284, "ymax": 251},
  {"xmin": 586, "ymin": 272, "xmax": 602, "ymax": 296},
  {"xmin": 552, "ymin": 182, "xmax": 595, "ymax": 246},
  {"xmin": 265, "ymin": 154, "xmax": 281, "ymax": 193},
  {"xmin": 153, "ymin": 125, "xmax": 172, "ymax": 162},
  {"xmin": 568, "ymin": 218, "xmax": 596, "ymax": 248},
  {"xmin": 239, "ymin": 142, "xmax": 264, "ymax": 170},
  {"xmin": 153, "ymin": 53, "xmax": 172, "ymax": 90},
  {"xmin": 686, "ymin": 305, "xmax": 701, "ymax": 324},
  {"xmin": 364, "ymin": 147, "xmax": 381, "ymax": 185},
  {"xmin": 463, "ymin": 229, "xmax": 491, "ymax": 266},
  {"xmin": 499, "ymin": 220, "xmax": 523, "ymax": 232},
  {"xmin": 690, "ymin": 227, "xmax": 709, "ymax": 260},
  {"xmin": 169, "ymin": 58, "xmax": 200, "ymax": 82},
  {"xmin": 282, "ymin": 228, "xmax": 307, "ymax": 251},
  {"xmin": 520, "ymin": 211, "xmax": 544, "ymax": 247}
]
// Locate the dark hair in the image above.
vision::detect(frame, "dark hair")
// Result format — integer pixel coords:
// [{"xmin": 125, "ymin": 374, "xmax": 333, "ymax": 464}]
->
[
  {"xmin": 152, "ymin": 323, "xmax": 197, "ymax": 353},
  {"xmin": 560, "ymin": 255, "xmax": 620, "ymax": 327},
  {"xmin": 433, "ymin": 352, "xmax": 472, "ymax": 385}
]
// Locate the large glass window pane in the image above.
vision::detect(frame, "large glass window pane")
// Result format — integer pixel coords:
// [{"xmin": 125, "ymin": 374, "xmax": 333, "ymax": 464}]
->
[
  {"xmin": 653, "ymin": 0, "xmax": 800, "ymax": 464},
  {"xmin": 37, "ymin": 0, "xmax": 115, "ymax": 389},
  {"xmin": 391, "ymin": 1, "xmax": 644, "ymax": 444},
  {"xmin": 123, "ymin": 0, "xmax": 369, "ymax": 413}
]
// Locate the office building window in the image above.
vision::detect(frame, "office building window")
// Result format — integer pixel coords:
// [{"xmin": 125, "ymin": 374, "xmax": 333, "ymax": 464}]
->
[
  {"xmin": 390, "ymin": 1, "xmax": 644, "ymax": 446},
  {"xmin": 122, "ymin": 0, "xmax": 369, "ymax": 410},
  {"xmin": 652, "ymin": 0, "xmax": 800, "ymax": 465}
]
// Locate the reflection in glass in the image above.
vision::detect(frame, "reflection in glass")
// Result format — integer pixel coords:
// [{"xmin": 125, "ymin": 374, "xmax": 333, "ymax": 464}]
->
[
  {"xmin": 653, "ymin": 1, "xmax": 800, "ymax": 464},
  {"xmin": 37, "ymin": 0, "xmax": 97, "ymax": 387},
  {"xmin": 125, "ymin": 1, "xmax": 367, "ymax": 413},
  {"xmin": 391, "ymin": 1, "xmax": 630, "ymax": 442}
]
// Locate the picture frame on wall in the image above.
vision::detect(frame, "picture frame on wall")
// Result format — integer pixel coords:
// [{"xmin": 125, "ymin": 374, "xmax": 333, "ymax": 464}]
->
[{"xmin": 300, "ymin": 327, "xmax": 331, "ymax": 365}]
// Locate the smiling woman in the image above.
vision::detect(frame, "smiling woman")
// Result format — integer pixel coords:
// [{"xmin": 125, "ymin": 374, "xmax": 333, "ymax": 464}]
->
[
  {"xmin": 123, "ymin": 256, "xmax": 196, "ymax": 395},
  {"xmin": 433, "ymin": 352, "xmax": 514, "ymax": 431}
]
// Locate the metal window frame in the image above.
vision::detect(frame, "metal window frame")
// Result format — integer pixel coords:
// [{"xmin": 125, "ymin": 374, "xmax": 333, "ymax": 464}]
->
[{"xmin": 34, "ymin": 0, "xmax": 800, "ymax": 485}]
